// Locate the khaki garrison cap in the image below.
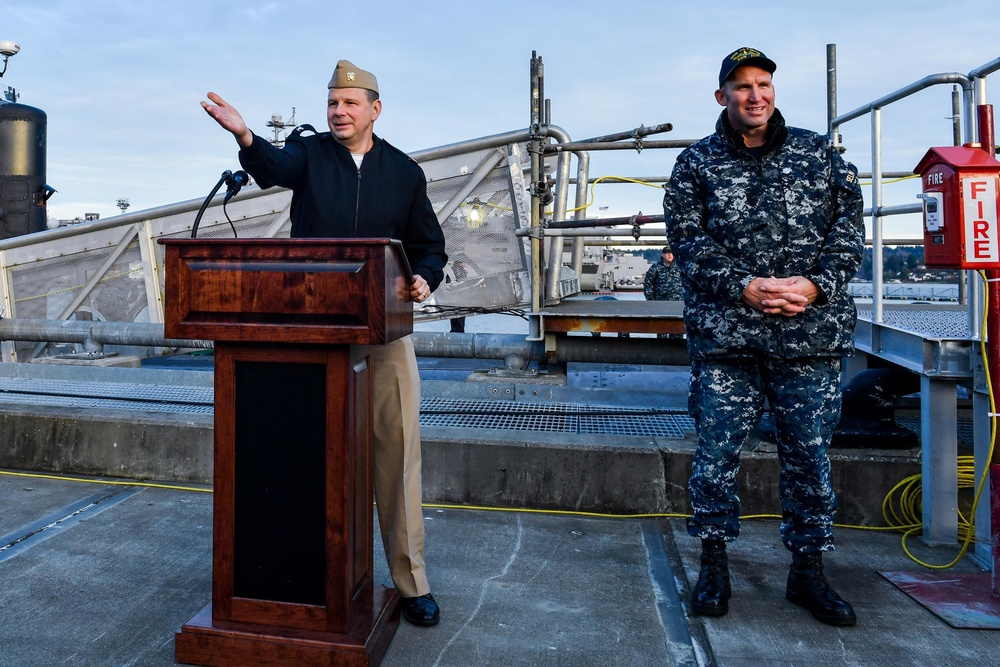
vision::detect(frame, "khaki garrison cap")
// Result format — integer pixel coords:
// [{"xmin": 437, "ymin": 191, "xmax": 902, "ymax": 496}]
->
[{"xmin": 327, "ymin": 59, "xmax": 379, "ymax": 94}]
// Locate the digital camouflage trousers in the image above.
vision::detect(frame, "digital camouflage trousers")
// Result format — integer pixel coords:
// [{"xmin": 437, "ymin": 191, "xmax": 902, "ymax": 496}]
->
[{"xmin": 686, "ymin": 356, "xmax": 842, "ymax": 554}]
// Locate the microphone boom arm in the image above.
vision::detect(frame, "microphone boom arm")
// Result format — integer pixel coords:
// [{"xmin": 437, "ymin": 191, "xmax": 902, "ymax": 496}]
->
[
  {"xmin": 190, "ymin": 171, "xmax": 232, "ymax": 239},
  {"xmin": 191, "ymin": 170, "xmax": 249, "ymax": 239}
]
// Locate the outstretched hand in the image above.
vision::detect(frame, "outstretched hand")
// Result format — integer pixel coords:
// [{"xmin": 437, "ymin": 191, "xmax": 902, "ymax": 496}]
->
[
  {"xmin": 201, "ymin": 92, "xmax": 253, "ymax": 148},
  {"xmin": 742, "ymin": 276, "xmax": 819, "ymax": 316}
]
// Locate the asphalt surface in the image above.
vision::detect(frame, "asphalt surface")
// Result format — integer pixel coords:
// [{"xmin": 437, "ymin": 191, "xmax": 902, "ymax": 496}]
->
[{"xmin": 1, "ymin": 470, "xmax": 997, "ymax": 667}]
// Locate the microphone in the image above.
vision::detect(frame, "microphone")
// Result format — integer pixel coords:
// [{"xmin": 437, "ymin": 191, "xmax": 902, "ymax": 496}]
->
[
  {"xmin": 191, "ymin": 168, "xmax": 249, "ymax": 238},
  {"xmin": 224, "ymin": 170, "xmax": 249, "ymax": 204}
]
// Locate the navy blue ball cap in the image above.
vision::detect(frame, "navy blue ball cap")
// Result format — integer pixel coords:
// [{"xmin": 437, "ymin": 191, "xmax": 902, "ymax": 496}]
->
[{"xmin": 718, "ymin": 47, "xmax": 776, "ymax": 88}]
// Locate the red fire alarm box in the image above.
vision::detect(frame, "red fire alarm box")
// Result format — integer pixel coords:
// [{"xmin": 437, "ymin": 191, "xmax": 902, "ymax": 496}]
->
[{"xmin": 914, "ymin": 145, "xmax": 1000, "ymax": 268}]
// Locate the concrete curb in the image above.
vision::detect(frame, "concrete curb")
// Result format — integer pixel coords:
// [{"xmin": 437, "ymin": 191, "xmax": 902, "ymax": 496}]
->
[
  {"xmin": 0, "ymin": 404, "xmax": 918, "ymax": 526},
  {"xmin": 0, "ymin": 404, "xmax": 213, "ymax": 483}
]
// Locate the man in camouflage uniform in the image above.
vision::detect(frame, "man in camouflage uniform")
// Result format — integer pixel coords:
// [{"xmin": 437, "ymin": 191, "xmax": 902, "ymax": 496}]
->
[
  {"xmin": 643, "ymin": 245, "xmax": 683, "ymax": 301},
  {"xmin": 643, "ymin": 246, "xmax": 683, "ymax": 338},
  {"xmin": 662, "ymin": 47, "xmax": 864, "ymax": 626}
]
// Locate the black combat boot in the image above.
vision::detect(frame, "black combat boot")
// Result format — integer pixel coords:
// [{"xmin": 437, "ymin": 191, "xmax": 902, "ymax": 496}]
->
[
  {"xmin": 786, "ymin": 552, "xmax": 857, "ymax": 626},
  {"xmin": 691, "ymin": 539, "xmax": 731, "ymax": 616}
]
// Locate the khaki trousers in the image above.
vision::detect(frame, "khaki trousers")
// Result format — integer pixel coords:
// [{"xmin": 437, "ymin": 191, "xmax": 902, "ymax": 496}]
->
[{"xmin": 367, "ymin": 336, "xmax": 429, "ymax": 598}]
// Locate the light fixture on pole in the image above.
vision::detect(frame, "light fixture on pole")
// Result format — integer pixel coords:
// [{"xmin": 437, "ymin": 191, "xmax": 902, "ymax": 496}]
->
[{"xmin": 0, "ymin": 41, "xmax": 20, "ymax": 78}]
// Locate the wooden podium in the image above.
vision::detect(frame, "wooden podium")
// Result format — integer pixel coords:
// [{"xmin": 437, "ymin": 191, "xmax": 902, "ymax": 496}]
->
[{"xmin": 161, "ymin": 238, "xmax": 412, "ymax": 667}]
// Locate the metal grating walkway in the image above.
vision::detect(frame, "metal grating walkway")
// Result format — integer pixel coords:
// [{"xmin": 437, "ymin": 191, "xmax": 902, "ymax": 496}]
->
[
  {"xmin": 419, "ymin": 397, "xmax": 694, "ymax": 437},
  {"xmin": 0, "ymin": 376, "xmax": 971, "ymax": 445},
  {"xmin": 896, "ymin": 414, "xmax": 975, "ymax": 448},
  {"xmin": 0, "ymin": 376, "xmax": 694, "ymax": 437},
  {"xmin": 856, "ymin": 307, "xmax": 971, "ymax": 339},
  {"xmin": 0, "ymin": 377, "xmax": 214, "ymax": 414}
]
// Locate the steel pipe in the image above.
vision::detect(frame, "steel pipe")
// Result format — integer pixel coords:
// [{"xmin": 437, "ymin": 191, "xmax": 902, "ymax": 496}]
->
[
  {"xmin": 576, "ymin": 123, "xmax": 674, "ymax": 144},
  {"xmin": 0, "ymin": 319, "xmax": 210, "ymax": 350},
  {"xmin": 831, "ymin": 72, "xmax": 972, "ymax": 130},
  {"xmin": 542, "ymin": 139, "xmax": 692, "ymax": 153},
  {"xmin": 409, "ymin": 331, "xmax": 690, "ymax": 366},
  {"xmin": 545, "ymin": 213, "xmax": 663, "ymax": 229},
  {"xmin": 519, "ymin": 227, "xmax": 666, "ymax": 238},
  {"xmin": 411, "ymin": 332, "xmax": 539, "ymax": 360},
  {"xmin": 0, "ymin": 320, "xmax": 690, "ymax": 366}
]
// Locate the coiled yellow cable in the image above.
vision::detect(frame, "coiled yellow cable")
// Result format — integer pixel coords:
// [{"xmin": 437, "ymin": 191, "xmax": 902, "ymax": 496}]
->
[{"xmin": 877, "ymin": 269, "xmax": 995, "ymax": 569}]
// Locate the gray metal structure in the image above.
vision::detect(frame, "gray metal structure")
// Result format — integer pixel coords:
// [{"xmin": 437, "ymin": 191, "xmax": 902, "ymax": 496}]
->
[
  {"xmin": 0, "ymin": 47, "xmax": 998, "ymax": 575},
  {"xmin": 829, "ymin": 46, "xmax": 1000, "ymax": 564},
  {"xmin": 0, "ymin": 134, "xmax": 540, "ymax": 363}
]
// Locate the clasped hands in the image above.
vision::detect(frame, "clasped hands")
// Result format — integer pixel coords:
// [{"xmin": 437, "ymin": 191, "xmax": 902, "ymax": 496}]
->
[{"xmin": 742, "ymin": 276, "xmax": 818, "ymax": 317}]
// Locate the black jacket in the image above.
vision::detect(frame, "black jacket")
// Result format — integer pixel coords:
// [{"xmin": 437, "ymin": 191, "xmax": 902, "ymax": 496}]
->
[{"xmin": 239, "ymin": 127, "xmax": 447, "ymax": 290}]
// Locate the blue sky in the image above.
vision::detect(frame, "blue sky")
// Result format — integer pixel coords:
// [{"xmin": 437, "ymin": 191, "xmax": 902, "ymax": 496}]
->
[{"xmin": 4, "ymin": 0, "xmax": 1000, "ymax": 238}]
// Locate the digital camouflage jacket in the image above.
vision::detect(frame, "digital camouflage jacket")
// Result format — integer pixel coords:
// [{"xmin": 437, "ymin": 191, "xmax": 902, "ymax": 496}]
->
[
  {"xmin": 663, "ymin": 109, "xmax": 864, "ymax": 360},
  {"xmin": 643, "ymin": 259, "xmax": 683, "ymax": 302}
]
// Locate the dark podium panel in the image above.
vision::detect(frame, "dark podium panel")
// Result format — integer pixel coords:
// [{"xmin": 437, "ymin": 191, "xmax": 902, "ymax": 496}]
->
[
  {"xmin": 232, "ymin": 360, "xmax": 327, "ymax": 606},
  {"xmin": 161, "ymin": 238, "xmax": 412, "ymax": 667}
]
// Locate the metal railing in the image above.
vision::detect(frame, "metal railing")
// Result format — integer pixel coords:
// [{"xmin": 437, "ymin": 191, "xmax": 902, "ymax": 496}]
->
[
  {"xmin": 0, "ymin": 132, "xmax": 539, "ymax": 362},
  {"xmin": 828, "ymin": 46, "xmax": 1000, "ymax": 333},
  {"xmin": 828, "ymin": 46, "xmax": 1000, "ymax": 558}
]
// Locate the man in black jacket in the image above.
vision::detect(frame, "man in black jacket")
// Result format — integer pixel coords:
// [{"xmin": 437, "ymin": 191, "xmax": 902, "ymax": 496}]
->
[{"xmin": 202, "ymin": 59, "xmax": 446, "ymax": 627}]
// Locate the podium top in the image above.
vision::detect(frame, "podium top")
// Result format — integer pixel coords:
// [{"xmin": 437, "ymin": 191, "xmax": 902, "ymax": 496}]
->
[
  {"xmin": 160, "ymin": 237, "xmax": 413, "ymax": 280},
  {"xmin": 160, "ymin": 237, "xmax": 414, "ymax": 345}
]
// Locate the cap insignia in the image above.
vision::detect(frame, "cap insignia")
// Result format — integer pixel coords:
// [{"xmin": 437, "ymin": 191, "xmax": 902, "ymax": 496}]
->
[{"xmin": 731, "ymin": 47, "xmax": 762, "ymax": 62}]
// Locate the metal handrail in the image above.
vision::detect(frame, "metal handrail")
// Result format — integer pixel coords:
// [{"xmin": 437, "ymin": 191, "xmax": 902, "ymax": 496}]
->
[
  {"xmin": 826, "ymin": 44, "xmax": 997, "ymax": 335},
  {"xmin": 831, "ymin": 72, "xmax": 973, "ymax": 132}
]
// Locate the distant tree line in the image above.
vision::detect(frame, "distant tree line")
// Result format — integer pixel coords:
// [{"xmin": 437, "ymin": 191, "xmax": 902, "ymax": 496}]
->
[
  {"xmin": 630, "ymin": 245, "xmax": 959, "ymax": 283},
  {"xmin": 641, "ymin": 247, "xmax": 662, "ymax": 264},
  {"xmin": 858, "ymin": 246, "xmax": 960, "ymax": 283}
]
